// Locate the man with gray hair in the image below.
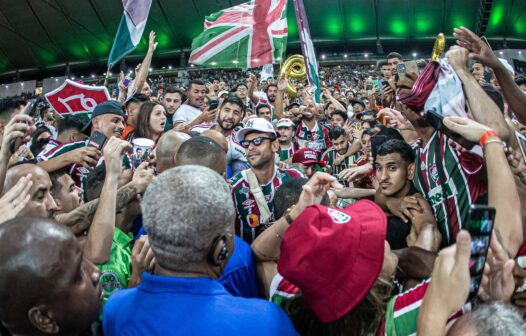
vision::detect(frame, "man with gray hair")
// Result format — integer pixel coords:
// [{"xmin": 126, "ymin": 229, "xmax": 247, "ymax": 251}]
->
[{"xmin": 102, "ymin": 165, "xmax": 296, "ymax": 335}]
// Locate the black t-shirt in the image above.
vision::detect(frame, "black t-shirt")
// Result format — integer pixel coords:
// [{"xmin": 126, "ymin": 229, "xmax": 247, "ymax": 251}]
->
[{"xmin": 385, "ymin": 184, "xmax": 419, "ymax": 250}]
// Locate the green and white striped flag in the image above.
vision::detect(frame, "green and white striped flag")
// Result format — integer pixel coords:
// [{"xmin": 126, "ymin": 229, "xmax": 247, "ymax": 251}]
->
[{"xmin": 108, "ymin": 0, "xmax": 152, "ymax": 69}]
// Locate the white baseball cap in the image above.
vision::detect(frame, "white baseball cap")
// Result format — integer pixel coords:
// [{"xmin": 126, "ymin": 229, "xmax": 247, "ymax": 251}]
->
[
  {"xmin": 236, "ymin": 117, "xmax": 277, "ymax": 142},
  {"xmin": 218, "ymin": 90, "xmax": 230, "ymax": 98},
  {"xmin": 276, "ymin": 118, "xmax": 295, "ymax": 128}
]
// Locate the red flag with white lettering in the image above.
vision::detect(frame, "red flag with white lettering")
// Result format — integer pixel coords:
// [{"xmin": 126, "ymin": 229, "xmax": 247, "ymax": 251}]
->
[{"xmin": 45, "ymin": 80, "xmax": 110, "ymax": 116}]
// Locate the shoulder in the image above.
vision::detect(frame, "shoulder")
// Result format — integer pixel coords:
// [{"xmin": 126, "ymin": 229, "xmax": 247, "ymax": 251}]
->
[
  {"xmin": 46, "ymin": 140, "xmax": 86, "ymax": 157},
  {"xmin": 103, "ymin": 287, "xmax": 136, "ymax": 317},
  {"xmin": 321, "ymin": 147, "xmax": 334, "ymax": 159},
  {"xmin": 278, "ymin": 167, "xmax": 305, "ymax": 179},
  {"xmin": 230, "ymin": 171, "xmax": 247, "ymax": 188}
]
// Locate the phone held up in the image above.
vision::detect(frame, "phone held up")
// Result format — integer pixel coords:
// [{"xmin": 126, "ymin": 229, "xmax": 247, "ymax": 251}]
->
[
  {"xmin": 88, "ymin": 131, "xmax": 107, "ymax": 150},
  {"xmin": 466, "ymin": 205, "xmax": 496, "ymax": 301}
]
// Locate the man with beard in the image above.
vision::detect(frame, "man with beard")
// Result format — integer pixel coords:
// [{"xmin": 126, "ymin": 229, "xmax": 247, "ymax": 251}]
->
[
  {"xmin": 0, "ymin": 217, "xmax": 103, "ymax": 336},
  {"xmin": 294, "ymin": 98, "xmax": 331, "ymax": 154},
  {"xmin": 321, "ymin": 126, "xmax": 366, "ymax": 186},
  {"xmin": 205, "ymin": 96, "xmax": 250, "ymax": 175},
  {"xmin": 231, "ymin": 118, "xmax": 303, "ymax": 244},
  {"xmin": 276, "ymin": 118, "xmax": 298, "ymax": 163},
  {"xmin": 256, "ymin": 104, "xmax": 273, "ymax": 122},
  {"xmin": 247, "ymin": 73, "xmax": 278, "ymax": 119},
  {"xmin": 173, "ymin": 80, "xmax": 206, "ymax": 124},
  {"xmin": 162, "ymin": 87, "xmax": 185, "ymax": 131}
]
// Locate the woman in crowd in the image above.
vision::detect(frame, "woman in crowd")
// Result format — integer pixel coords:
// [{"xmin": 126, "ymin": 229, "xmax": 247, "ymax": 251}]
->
[{"xmin": 126, "ymin": 100, "xmax": 167, "ymax": 143}]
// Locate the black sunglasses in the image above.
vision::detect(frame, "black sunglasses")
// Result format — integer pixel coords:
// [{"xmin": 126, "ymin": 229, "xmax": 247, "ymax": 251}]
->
[{"xmin": 240, "ymin": 136, "xmax": 275, "ymax": 149}]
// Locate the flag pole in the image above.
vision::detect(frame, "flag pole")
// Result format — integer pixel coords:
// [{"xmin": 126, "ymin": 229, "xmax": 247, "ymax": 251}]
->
[{"xmin": 104, "ymin": 64, "xmax": 112, "ymax": 88}]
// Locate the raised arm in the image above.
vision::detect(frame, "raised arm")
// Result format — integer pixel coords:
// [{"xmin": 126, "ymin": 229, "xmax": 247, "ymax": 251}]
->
[
  {"xmin": 454, "ymin": 27, "xmax": 526, "ymax": 125},
  {"xmin": 322, "ymin": 88, "xmax": 346, "ymax": 112},
  {"xmin": 0, "ymin": 113, "xmax": 35, "ymax": 193},
  {"xmin": 130, "ymin": 31, "xmax": 157, "ymax": 96},
  {"xmin": 56, "ymin": 163, "xmax": 153, "ymax": 235},
  {"xmin": 446, "ymin": 46, "xmax": 511, "ymax": 142},
  {"xmin": 273, "ymin": 74, "xmax": 287, "ymax": 120},
  {"xmin": 246, "ymin": 73, "xmax": 260, "ymax": 105},
  {"xmin": 83, "ymin": 137, "xmax": 130, "ymax": 264},
  {"xmin": 444, "ymin": 116, "xmax": 523, "ymax": 256}
]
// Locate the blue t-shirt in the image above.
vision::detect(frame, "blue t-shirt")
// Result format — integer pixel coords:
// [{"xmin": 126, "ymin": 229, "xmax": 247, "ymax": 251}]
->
[
  {"xmin": 102, "ymin": 274, "xmax": 297, "ymax": 336},
  {"xmin": 218, "ymin": 236, "xmax": 259, "ymax": 298}
]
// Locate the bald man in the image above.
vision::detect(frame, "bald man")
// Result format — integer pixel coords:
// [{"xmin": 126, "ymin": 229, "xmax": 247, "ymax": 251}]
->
[
  {"xmin": 202, "ymin": 129, "xmax": 228, "ymax": 153},
  {"xmin": 175, "ymin": 136, "xmax": 227, "ymax": 176},
  {"xmin": 0, "ymin": 217, "xmax": 103, "ymax": 335},
  {"xmin": 155, "ymin": 131, "xmax": 191, "ymax": 174},
  {"xmin": 3, "ymin": 163, "xmax": 58, "ymax": 218}
]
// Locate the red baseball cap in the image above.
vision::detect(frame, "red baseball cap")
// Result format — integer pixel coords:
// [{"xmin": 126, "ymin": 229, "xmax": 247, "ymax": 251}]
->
[
  {"xmin": 278, "ymin": 200, "xmax": 387, "ymax": 323},
  {"xmin": 292, "ymin": 148, "xmax": 324, "ymax": 167}
]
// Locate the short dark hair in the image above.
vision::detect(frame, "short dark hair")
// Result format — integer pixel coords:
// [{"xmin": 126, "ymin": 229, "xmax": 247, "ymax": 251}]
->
[
  {"xmin": 58, "ymin": 116, "xmax": 85, "ymax": 134},
  {"xmin": 30, "ymin": 125, "xmax": 52, "ymax": 157},
  {"xmin": 264, "ymin": 84, "xmax": 278, "ymax": 94},
  {"xmin": 189, "ymin": 79, "xmax": 205, "ymax": 90},
  {"xmin": 234, "ymin": 83, "xmax": 248, "ymax": 91},
  {"xmin": 0, "ymin": 96, "xmax": 26, "ymax": 122},
  {"xmin": 376, "ymin": 139, "xmax": 415, "ymax": 164},
  {"xmin": 85, "ymin": 164, "xmax": 106, "ymax": 202},
  {"xmin": 164, "ymin": 86, "xmax": 186, "ymax": 99},
  {"xmin": 378, "ymin": 60, "xmax": 388, "ymax": 68},
  {"xmin": 256, "ymin": 104, "xmax": 271, "ymax": 116},
  {"xmin": 124, "ymin": 93, "xmax": 149, "ymax": 108},
  {"xmin": 221, "ymin": 96, "xmax": 246, "ymax": 113},
  {"xmin": 329, "ymin": 126, "xmax": 347, "ymax": 141},
  {"xmin": 274, "ymin": 178, "xmax": 329, "ymax": 219},
  {"xmin": 331, "ymin": 110, "xmax": 348, "ymax": 122},
  {"xmin": 49, "ymin": 169, "xmax": 69, "ymax": 198},
  {"xmin": 175, "ymin": 136, "xmax": 226, "ymax": 175},
  {"xmin": 387, "ymin": 52, "xmax": 402, "ymax": 61},
  {"xmin": 515, "ymin": 75, "xmax": 526, "ymax": 86}
]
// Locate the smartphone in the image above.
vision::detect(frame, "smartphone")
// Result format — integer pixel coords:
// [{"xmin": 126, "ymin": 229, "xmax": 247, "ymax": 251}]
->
[
  {"xmin": 424, "ymin": 108, "xmax": 445, "ymax": 132},
  {"xmin": 466, "ymin": 205, "xmax": 496, "ymax": 300},
  {"xmin": 88, "ymin": 131, "xmax": 107, "ymax": 150},
  {"xmin": 209, "ymin": 99, "xmax": 219, "ymax": 110}
]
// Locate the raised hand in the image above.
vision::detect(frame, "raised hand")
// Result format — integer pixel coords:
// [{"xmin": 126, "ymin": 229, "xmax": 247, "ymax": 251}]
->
[
  {"xmin": 443, "ymin": 116, "xmax": 493, "ymax": 143},
  {"xmin": 453, "ymin": 27, "xmax": 501, "ymax": 70},
  {"xmin": 0, "ymin": 174, "xmax": 32, "ymax": 225},
  {"xmin": 1, "ymin": 113, "xmax": 35, "ymax": 159},
  {"xmin": 148, "ymin": 31, "xmax": 158, "ymax": 53},
  {"xmin": 103, "ymin": 137, "xmax": 132, "ymax": 177}
]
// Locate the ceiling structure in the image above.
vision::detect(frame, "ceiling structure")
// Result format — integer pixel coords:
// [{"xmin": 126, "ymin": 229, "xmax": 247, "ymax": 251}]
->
[{"xmin": 0, "ymin": 0, "xmax": 525, "ymax": 80}]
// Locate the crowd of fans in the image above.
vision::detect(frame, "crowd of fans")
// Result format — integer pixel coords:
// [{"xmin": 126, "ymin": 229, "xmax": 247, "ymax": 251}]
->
[{"xmin": 1, "ymin": 26, "xmax": 526, "ymax": 335}]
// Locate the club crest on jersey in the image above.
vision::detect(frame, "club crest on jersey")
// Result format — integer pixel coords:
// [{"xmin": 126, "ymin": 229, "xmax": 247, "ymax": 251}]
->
[
  {"xmin": 430, "ymin": 164, "xmax": 439, "ymax": 183},
  {"xmin": 328, "ymin": 208, "xmax": 351, "ymax": 224},
  {"xmin": 239, "ymin": 185, "xmax": 250, "ymax": 197}
]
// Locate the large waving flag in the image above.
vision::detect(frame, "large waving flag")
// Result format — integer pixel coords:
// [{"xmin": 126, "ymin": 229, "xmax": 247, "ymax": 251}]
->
[
  {"xmin": 108, "ymin": 0, "xmax": 152, "ymax": 69},
  {"xmin": 293, "ymin": 0, "xmax": 320, "ymax": 102},
  {"xmin": 189, "ymin": 0, "xmax": 288, "ymax": 69}
]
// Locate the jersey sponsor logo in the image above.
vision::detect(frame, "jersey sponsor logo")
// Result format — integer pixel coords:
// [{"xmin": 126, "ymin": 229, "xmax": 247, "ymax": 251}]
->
[
  {"xmin": 328, "ymin": 208, "xmax": 351, "ymax": 224},
  {"xmin": 100, "ymin": 269, "xmax": 122, "ymax": 291},
  {"xmin": 242, "ymin": 199, "xmax": 255, "ymax": 210},
  {"xmin": 239, "ymin": 185, "xmax": 250, "ymax": 198},
  {"xmin": 247, "ymin": 214, "xmax": 259, "ymax": 228}
]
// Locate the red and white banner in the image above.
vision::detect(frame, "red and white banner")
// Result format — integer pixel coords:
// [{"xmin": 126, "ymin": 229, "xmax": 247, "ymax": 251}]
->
[{"xmin": 45, "ymin": 79, "xmax": 110, "ymax": 116}]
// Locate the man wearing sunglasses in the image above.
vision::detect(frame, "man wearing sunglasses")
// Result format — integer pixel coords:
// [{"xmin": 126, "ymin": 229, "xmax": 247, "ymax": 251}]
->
[{"xmin": 231, "ymin": 118, "xmax": 303, "ymax": 244}]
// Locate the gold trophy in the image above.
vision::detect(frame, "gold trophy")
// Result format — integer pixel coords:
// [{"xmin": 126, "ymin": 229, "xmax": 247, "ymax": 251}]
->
[{"xmin": 431, "ymin": 33, "xmax": 446, "ymax": 61}]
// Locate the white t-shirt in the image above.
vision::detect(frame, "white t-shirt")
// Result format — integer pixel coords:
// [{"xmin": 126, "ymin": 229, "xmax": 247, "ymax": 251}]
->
[{"xmin": 173, "ymin": 104, "xmax": 202, "ymax": 123}]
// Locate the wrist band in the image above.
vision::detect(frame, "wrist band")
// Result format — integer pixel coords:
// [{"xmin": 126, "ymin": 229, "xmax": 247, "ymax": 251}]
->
[
  {"xmin": 483, "ymin": 139, "xmax": 505, "ymax": 154},
  {"xmin": 479, "ymin": 130, "xmax": 498, "ymax": 149}
]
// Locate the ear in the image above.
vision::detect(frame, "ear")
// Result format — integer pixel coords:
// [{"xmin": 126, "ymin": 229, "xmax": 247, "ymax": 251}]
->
[
  {"xmin": 271, "ymin": 140, "xmax": 280, "ymax": 153},
  {"xmin": 28, "ymin": 306, "xmax": 59, "ymax": 335},
  {"xmin": 407, "ymin": 162, "xmax": 416, "ymax": 181}
]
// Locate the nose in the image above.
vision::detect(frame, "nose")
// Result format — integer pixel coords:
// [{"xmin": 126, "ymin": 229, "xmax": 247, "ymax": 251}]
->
[
  {"xmin": 47, "ymin": 194, "xmax": 59, "ymax": 211},
  {"xmin": 87, "ymin": 260, "xmax": 101, "ymax": 285},
  {"xmin": 380, "ymin": 168, "xmax": 389, "ymax": 181}
]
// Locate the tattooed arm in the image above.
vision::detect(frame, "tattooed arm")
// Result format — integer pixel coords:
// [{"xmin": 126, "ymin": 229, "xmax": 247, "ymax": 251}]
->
[{"xmin": 56, "ymin": 164, "xmax": 154, "ymax": 236}]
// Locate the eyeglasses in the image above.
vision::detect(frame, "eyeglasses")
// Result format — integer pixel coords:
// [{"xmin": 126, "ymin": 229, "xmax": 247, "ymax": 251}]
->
[{"xmin": 240, "ymin": 136, "xmax": 274, "ymax": 148}]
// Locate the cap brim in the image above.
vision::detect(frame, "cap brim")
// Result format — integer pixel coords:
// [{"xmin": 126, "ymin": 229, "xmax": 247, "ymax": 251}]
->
[{"xmin": 236, "ymin": 128, "xmax": 276, "ymax": 142}]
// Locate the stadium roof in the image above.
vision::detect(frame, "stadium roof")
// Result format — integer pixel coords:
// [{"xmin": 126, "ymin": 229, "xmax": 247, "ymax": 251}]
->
[{"xmin": 0, "ymin": 0, "xmax": 525, "ymax": 78}]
